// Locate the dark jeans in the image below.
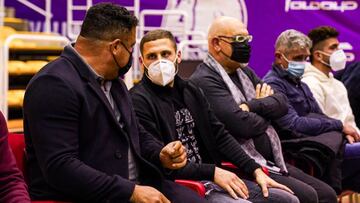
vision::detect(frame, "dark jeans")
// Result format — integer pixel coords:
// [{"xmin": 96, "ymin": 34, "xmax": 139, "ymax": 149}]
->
[
  {"xmin": 342, "ymin": 143, "xmax": 360, "ymax": 192},
  {"xmin": 270, "ymin": 164, "xmax": 337, "ymax": 203},
  {"xmin": 206, "ymin": 179, "xmax": 299, "ymax": 203}
]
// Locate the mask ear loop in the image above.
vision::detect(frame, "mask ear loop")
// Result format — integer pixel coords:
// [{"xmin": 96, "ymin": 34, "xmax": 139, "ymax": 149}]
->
[
  {"xmin": 140, "ymin": 55, "xmax": 153, "ymax": 81},
  {"xmin": 172, "ymin": 51, "xmax": 180, "ymax": 76},
  {"xmin": 281, "ymin": 53, "xmax": 290, "ymax": 63},
  {"xmin": 316, "ymin": 50, "xmax": 331, "ymax": 67},
  {"xmin": 110, "ymin": 45, "xmax": 124, "ymax": 74},
  {"xmin": 214, "ymin": 38, "xmax": 232, "ymax": 60},
  {"xmin": 280, "ymin": 53, "xmax": 291, "ymax": 70}
]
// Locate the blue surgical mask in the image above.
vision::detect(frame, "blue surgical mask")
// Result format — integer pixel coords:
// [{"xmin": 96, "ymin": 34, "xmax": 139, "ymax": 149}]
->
[{"xmin": 282, "ymin": 54, "xmax": 306, "ymax": 78}]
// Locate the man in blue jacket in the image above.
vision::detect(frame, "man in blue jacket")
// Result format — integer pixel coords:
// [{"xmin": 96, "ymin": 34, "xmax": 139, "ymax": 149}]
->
[
  {"xmin": 23, "ymin": 3, "xmax": 206, "ymax": 203},
  {"xmin": 263, "ymin": 29, "xmax": 358, "ymax": 193}
]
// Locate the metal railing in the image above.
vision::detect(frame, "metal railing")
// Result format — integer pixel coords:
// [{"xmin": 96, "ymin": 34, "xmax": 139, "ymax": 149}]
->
[
  {"xmin": 139, "ymin": 9, "xmax": 189, "ymax": 40},
  {"xmin": 67, "ymin": 0, "xmax": 140, "ymax": 40},
  {"xmin": 178, "ymin": 39, "xmax": 208, "ymax": 60},
  {"xmin": 17, "ymin": 0, "xmax": 53, "ymax": 33},
  {"xmin": 0, "ymin": 0, "xmax": 4, "ymax": 27},
  {"xmin": 0, "ymin": 34, "xmax": 69, "ymax": 118},
  {"xmin": 67, "ymin": 0, "xmax": 92, "ymax": 40}
]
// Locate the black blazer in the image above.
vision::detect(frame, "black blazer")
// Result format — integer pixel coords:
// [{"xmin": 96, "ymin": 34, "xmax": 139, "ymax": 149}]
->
[
  {"xmin": 130, "ymin": 76, "xmax": 260, "ymax": 181},
  {"xmin": 23, "ymin": 45, "xmax": 164, "ymax": 202},
  {"xmin": 337, "ymin": 62, "xmax": 360, "ymax": 128}
]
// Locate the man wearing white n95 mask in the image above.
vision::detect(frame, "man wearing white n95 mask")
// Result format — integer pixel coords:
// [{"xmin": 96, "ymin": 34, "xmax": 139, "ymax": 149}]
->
[
  {"xmin": 142, "ymin": 55, "xmax": 178, "ymax": 86},
  {"xmin": 303, "ymin": 26, "xmax": 360, "ymax": 143},
  {"xmin": 131, "ymin": 29, "xmax": 298, "ymax": 203},
  {"xmin": 302, "ymin": 26, "xmax": 360, "ymax": 192}
]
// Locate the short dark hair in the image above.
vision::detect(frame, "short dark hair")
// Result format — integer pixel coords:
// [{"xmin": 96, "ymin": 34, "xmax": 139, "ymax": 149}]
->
[
  {"xmin": 308, "ymin": 26, "xmax": 339, "ymax": 62},
  {"xmin": 80, "ymin": 3, "xmax": 138, "ymax": 41},
  {"xmin": 140, "ymin": 29, "xmax": 177, "ymax": 55}
]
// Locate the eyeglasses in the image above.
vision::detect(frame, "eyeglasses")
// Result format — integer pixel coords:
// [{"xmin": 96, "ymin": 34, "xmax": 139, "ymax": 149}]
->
[{"xmin": 218, "ymin": 35, "xmax": 253, "ymax": 43}]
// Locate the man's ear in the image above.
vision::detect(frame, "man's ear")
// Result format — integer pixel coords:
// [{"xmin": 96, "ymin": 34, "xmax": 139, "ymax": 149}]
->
[
  {"xmin": 139, "ymin": 55, "xmax": 143, "ymax": 65},
  {"xmin": 176, "ymin": 50, "xmax": 182, "ymax": 64},
  {"xmin": 274, "ymin": 51, "xmax": 282, "ymax": 60},
  {"xmin": 110, "ymin": 39, "xmax": 121, "ymax": 54},
  {"xmin": 212, "ymin": 38, "xmax": 221, "ymax": 52},
  {"xmin": 139, "ymin": 55, "xmax": 146, "ymax": 73},
  {"xmin": 313, "ymin": 51, "xmax": 323, "ymax": 62},
  {"xmin": 274, "ymin": 51, "xmax": 284, "ymax": 66}
]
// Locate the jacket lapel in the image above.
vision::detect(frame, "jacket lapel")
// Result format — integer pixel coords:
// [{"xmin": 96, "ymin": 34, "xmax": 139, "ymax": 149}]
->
[
  {"xmin": 87, "ymin": 78, "xmax": 124, "ymax": 132},
  {"xmin": 111, "ymin": 80, "xmax": 141, "ymax": 153},
  {"xmin": 61, "ymin": 45, "xmax": 126, "ymax": 133},
  {"xmin": 111, "ymin": 80, "xmax": 132, "ymax": 130}
]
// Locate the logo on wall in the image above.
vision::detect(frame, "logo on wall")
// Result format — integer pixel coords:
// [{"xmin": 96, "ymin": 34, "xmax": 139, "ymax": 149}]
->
[
  {"xmin": 285, "ymin": 0, "xmax": 358, "ymax": 12},
  {"xmin": 339, "ymin": 42, "xmax": 356, "ymax": 62},
  {"xmin": 161, "ymin": 0, "xmax": 248, "ymax": 39}
]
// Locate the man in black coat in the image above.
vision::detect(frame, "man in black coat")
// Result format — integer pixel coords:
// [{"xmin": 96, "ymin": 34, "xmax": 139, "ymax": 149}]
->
[
  {"xmin": 336, "ymin": 61, "xmax": 360, "ymax": 128},
  {"xmin": 190, "ymin": 16, "xmax": 337, "ymax": 203},
  {"xmin": 130, "ymin": 29, "xmax": 298, "ymax": 203},
  {"xmin": 23, "ymin": 3, "xmax": 206, "ymax": 203}
]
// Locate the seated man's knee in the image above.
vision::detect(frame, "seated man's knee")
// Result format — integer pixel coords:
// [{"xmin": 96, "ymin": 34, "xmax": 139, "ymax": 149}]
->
[
  {"xmin": 317, "ymin": 183, "xmax": 337, "ymax": 203},
  {"xmin": 296, "ymin": 185, "xmax": 318, "ymax": 203},
  {"xmin": 268, "ymin": 188, "xmax": 300, "ymax": 203}
]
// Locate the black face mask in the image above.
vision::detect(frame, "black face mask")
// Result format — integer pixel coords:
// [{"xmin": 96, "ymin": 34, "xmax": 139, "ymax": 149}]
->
[
  {"xmin": 112, "ymin": 42, "xmax": 133, "ymax": 76},
  {"xmin": 117, "ymin": 54, "xmax": 133, "ymax": 76},
  {"xmin": 220, "ymin": 40, "xmax": 251, "ymax": 63}
]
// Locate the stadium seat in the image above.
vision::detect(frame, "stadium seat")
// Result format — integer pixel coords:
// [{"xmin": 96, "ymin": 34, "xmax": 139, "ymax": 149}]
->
[
  {"xmin": 8, "ymin": 133, "xmax": 26, "ymax": 176},
  {"xmin": 7, "ymin": 133, "xmax": 70, "ymax": 203},
  {"xmin": 175, "ymin": 180, "xmax": 206, "ymax": 197},
  {"xmin": 221, "ymin": 162, "xmax": 270, "ymax": 176},
  {"xmin": 175, "ymin": 162, "xmax": 271, "ymax": 198}
]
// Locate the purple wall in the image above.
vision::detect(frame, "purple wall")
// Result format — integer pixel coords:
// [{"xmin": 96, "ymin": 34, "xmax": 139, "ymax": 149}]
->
[{"xmin": 5, "ymin": 0, "xmax": 360, "ymax": 77}]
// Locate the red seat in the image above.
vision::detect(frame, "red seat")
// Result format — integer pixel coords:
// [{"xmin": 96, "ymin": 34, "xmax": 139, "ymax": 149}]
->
[
  {"xmin": 221, "ymin": 162, "xmax": 270, "ymax": 176},
  {"xmin": 8, "ymin": 133, "xmax": 69, "ymax": 203},
  {"xmin": 175, "ymin": 180, "xmax": 206, "ymax": 197},
  {"xmin": 175, "ymin": 162, "xmax": 271, "ymax": 198},
  {"xmin": 8, "ymin": 133, "xmax": 26, "ymax": 176}
]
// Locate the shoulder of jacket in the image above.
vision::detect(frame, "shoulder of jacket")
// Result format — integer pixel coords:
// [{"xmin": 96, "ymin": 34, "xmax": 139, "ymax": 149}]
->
[{"xmin": 129, "ymin": 83, "xmax": 151, "ymax": 98}]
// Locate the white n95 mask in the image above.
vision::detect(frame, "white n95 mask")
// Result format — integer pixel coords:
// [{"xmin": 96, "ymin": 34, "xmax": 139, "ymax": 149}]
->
[
  {"xmin": 319, "ymin": 49, "xmax": 347, "ymax": 71},
  {"xmin": 144, "ymin": 57, "xmax": 178, "ymax": 86}
]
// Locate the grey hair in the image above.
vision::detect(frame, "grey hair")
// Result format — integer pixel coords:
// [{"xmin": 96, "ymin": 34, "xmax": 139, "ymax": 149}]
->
[{"xmin": 275, "ymin": 29, "xmax": 312, "ymax": 53}]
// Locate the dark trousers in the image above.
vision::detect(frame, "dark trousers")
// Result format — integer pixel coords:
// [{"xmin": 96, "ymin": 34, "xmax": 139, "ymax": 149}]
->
[
  {"xmin": 342, "ymin": 155, "xmax": 360, "ymax": 192},
  {"xmin": 282, "ymin": 130, "xmax": 344, "ymax": 194},
  {"xmin": 159, "ymin": 180, "xmax": 208, "ymax": 203},
  {"xmin": 271, "ymin": 164, "xmax": 337, "ymax": 203},
  {"xmin": 320, "ymin": 150, "xmax": 343, "ymax": 194}
]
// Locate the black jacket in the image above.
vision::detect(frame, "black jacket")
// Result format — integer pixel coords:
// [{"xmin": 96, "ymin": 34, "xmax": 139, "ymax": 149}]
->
[
  {"xmin": 23, "ymin": 45, "xmax": 165, "ymax": 202},
  {"xmin": 130, "ymin": 76, "xmax": 261, "ymax": 181},
  {"xmin": 336, "ymin": 62, "xmax": 360, "ymax": 128},
  {"xmin": 190, "ymin": 63, "xmax": 288, "ymax": 142}
]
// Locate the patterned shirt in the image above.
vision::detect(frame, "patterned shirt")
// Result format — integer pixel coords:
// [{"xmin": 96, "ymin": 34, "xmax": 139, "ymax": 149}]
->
[
  {"xmin": 171, "ymin": 83, "xmax": 221, "ymax": 195},
  {"xmin": 172, "ymin": 87, "xmax": 202, "ymax": 163}
]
